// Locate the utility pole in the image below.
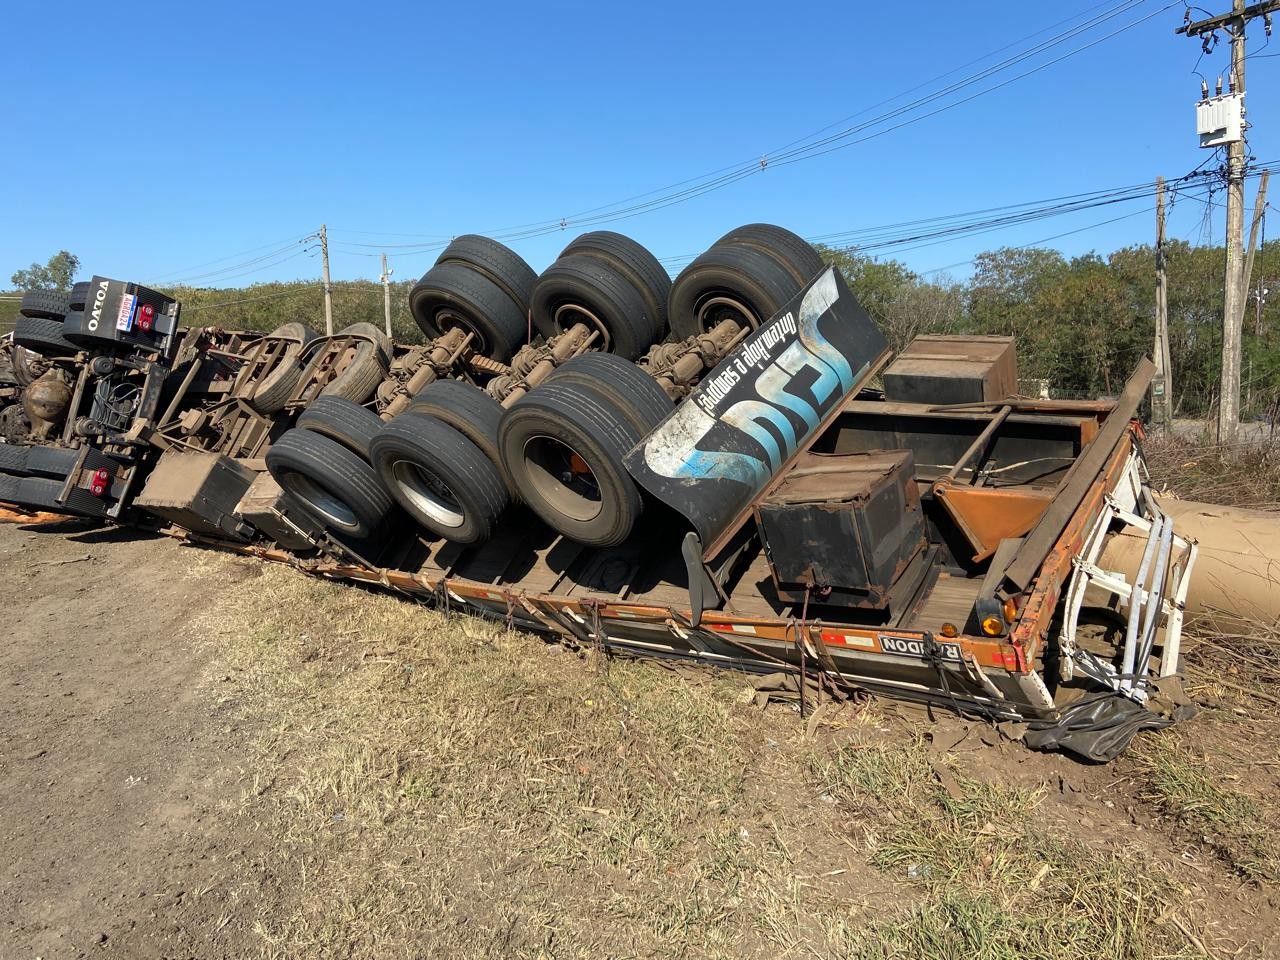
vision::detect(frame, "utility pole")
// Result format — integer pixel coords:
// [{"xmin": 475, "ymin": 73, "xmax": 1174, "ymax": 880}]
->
[
  {"xmin": 319, "ymin": 223, "xmax": 334, "ymax": 336},
  {"xmin": 1240, "ymin": 168, "xmax": 1270, "ymax": 324},
  {"xmin": 1257, "ymin": 277, "xmax": 1270, "ymax": 335},
  {"xmin": 1153, "ymin": 176, "xmax": 1173, "ymax": 430},
  {"xmin": 1178, "ymin": 0, "xmax": 1279, "ymax": 440},
  {"xmin": 379, "ymin": 252, "xmax": 394, "ymax": 339}
]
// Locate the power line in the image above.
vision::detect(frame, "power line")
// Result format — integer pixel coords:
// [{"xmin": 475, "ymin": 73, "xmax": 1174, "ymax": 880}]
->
[
  {"xmin": 148, "ymin": 232, "xmax": 316, "ymax": 286},
  {"xmin": 917, "ymin": 207, "xmax": 1156, "ymax": 276},
  {"xmin": 156, "ymin": 237, "xmax": 318, "ymax": 287},
  {"xmin": 184, "ymin": 287, "xmax": 320, "ymax": 313},
  {"xmin": 335, "ymin": 1, "xmax": 1172, "ymax": 257}
]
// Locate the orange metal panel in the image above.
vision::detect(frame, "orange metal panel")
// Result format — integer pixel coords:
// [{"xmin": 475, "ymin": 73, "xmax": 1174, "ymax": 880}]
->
[{"xmin": 933, "ymin": 483, "xmax": 1055, "ymax": 562}]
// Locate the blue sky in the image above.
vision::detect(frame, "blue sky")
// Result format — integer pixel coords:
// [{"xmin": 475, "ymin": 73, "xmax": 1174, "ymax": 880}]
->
[{"xmin": 2, "ymin": 0, "xmax": 1276, "ymax": 288}]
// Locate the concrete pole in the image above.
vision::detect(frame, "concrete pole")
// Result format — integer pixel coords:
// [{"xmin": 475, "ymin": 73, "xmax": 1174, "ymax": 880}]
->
[
  {"xmin": 380, "ymin": 253, "xmax": 393, "ymax": 340},
  {"xmin": 320, "ymin": 224, "xmax": 334, "ymax": 336},
  {"xmin": 1218, "ymin": 0, "xmax": 1248, "ymax": 441}
]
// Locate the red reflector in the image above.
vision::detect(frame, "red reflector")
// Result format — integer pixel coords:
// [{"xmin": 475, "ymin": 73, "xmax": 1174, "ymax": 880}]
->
[
  {"xmin": 138, "ymin": 303, "xmax": 155, "ymax": 333},
  {"xmin": 1000, "ymin": 648, "xmax": 1019, "ymax": 670},
  {"xmin": 90, "ymin": 469, "xmax": 110, "ymax": 497}
]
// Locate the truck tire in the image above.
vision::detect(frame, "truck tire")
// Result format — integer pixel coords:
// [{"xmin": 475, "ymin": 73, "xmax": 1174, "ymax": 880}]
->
[
  {"xmin": 249, "ymin": 322, "xmax": 322, "ymax": 414},
  {"xmin": 668, "ymin": 242, "xmax": 802, "ymax": 339},
  {"xmin": 530, "ymin": 254, "xmax": 654, "ymax": 362},
  {"xmin": 23, "ymin": 445, "xmax": 116, "ymax": 479},
  {"xmin": 13, "ymin": 475, "xmax": 108, "ymax": 518},
  {"xmin": 19, "ymin": 290, "xmax": 70, "ymax": 321},
  {"xmin": 406, "ymin": 378, "xmax": 514, "ymax": 495},
  {"xmin": 371, "ymin": 412, "xmax": 509, "ymax": 545},
  {"xmin": 546, "ymin": 353, "xmax": 672, "ymax": 437},
  {"xmin": 266, "ymin": 428, "xmax": 393, "ymax": 540},
  {"xmin": 13, "ymin": 316, "xmax": 78, "ymax": 357},
  {"xmin": 560, "ymin": 232, "xmax": 671, "ymax": 341},
  {"xmin": 499, "ymin": 379, "xmax": 644, "ymax": 547},
  {"xmin": 409, "ymin": 260, "xmax": 527, "ymax": 362},
  {"xmin": 297, "ymin": 395, "xmax": 384, "ymax": 460},
  {"xmin": 301, "ymin": 323, "xmax": 390, "ymax": 405},
  {"xmin": 716, "ymin": 223, "xmax": 825, "ymax": 286},
  {"xmin": 436, "ymin": 235, "xmax": 537, "ymax": 321},
  {"xmin": 340, "ymin": 321, "xmax": 393, "ymax": 367},
  {"xmin": 0, "ymin": 472, "xmax": 18, "ymax": 504},
  {"xmin": 0, "ymin": 444, "xmax": 27, "ymax": 475},
  {"xmin": 68, "ymin": 282, "xmax": 90, "ymax": 311}
]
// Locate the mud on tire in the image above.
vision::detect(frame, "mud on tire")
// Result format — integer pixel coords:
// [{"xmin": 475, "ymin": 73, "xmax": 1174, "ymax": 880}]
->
[{"xmin": 249, "ymin": 321, "xmax": 321, "ymax": 414}]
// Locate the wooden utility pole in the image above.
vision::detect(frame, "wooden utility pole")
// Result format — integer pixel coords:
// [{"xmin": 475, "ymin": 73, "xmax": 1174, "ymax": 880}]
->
[
  {"xmin": 1178, "ymin": 0, "xmax": 1280, "ymax": 440},
  {"xmin": 1153, "ymin": 177, "xmax": 1173, "ymax": 430},
  {"xmin": 319, "ymin": 223, "xmax": 334, "ymax": 336},
  {"xmin": 379, "ymin": 253, "xmax": 394, "ymax": 339}
]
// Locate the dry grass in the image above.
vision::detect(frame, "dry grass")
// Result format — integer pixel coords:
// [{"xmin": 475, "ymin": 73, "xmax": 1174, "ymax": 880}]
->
[
  {"xmin": 1131, "ymin": 612, "xmax": 1280, "ymax": 885},
  {"xmin": 1144, "ymin": 433, "xmax": 1280, "ymax": 511},
  {"xmin": 195, "ymin": 559, "xmax": 1218, "ymax": 960}
]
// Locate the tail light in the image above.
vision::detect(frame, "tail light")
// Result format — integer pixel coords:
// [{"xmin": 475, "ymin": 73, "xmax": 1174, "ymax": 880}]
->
[
  {"xmin": 137, "ymin": 303, "xmax": 155, "ymax": 333},
  {"xmin": 90, "ymin": 468, "xmax": 111, "ymax": 497}
]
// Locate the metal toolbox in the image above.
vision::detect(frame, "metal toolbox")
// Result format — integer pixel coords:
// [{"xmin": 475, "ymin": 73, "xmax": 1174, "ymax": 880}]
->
[
  {"xmin": 882, "ymin": 335, "xmax": 1017, "ymax": 405},
  {"xmin": 134, "ymin": 450, "xmax": 256, "ymax": 541},
  {"xmin": 755, "ymin": 449, "xmax": 926, "ymax": 609}
]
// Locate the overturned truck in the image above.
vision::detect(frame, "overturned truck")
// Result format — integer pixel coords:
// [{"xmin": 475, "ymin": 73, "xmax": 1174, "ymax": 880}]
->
[{"xmin": 0, "ymin": 225, "xmax": 1198, "ymax": 760}]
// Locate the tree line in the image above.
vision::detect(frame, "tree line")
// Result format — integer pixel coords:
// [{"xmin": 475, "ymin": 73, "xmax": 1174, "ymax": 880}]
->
[
  {"xmin": 7, "ymin": 241, "xmax": 1277, "ymax": 419},
  {"xmin": 822, "ymin": 240, "xmax": 1279, "ymax": 419}
]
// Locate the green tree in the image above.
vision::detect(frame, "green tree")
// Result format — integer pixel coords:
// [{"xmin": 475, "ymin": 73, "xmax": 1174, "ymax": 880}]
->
[
  {"xmin": 10, "ymin": 250, "xmax": 80, "ymax": 292},
  {"xmin": 816, "ymin": 245, "xmax": 962, "ymax": 352}
]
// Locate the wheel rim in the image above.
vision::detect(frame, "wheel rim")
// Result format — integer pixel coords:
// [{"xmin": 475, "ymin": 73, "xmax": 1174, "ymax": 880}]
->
[
  {"xmin": 287, "ymin": 473, "xmax": 361, "ymax": 532},
  {"xmin": 392, "ymin": 458, "xmax": 465, "ymax": 528},
  {"xmin": 552, "ymin": 302, "xmax": 612, "ymax": 351},
  {"xmin": 434, "ymin": 307, "xmax": 490, "ymax": 356},
  {"xmin": 695, "ymin": 293, "xmax": 760, "ymax": 333},
  {"xmin": 523, "ymin": 435, "xmax": 602, "ymax": 522}
]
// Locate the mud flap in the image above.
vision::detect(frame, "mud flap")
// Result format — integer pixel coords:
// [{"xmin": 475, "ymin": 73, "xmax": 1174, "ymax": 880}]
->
[{"xmin": 1024, "ymin": 679, "xmax": 1199, "ymax": 763}]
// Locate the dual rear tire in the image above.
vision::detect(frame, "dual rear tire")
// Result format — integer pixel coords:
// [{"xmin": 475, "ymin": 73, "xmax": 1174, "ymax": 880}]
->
[
  {"xmin": 668, "ymin": 223, "xmax": 821, "ymax": 338},
  {"xmin": 409, "ymin": 236, "xmax": 535, "ymax": 362}
]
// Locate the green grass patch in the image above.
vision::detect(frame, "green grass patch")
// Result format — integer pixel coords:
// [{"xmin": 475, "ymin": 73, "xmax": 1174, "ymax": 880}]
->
[
  {"xmin": 810, "ymin": 741, "xmax": 1207, "ymax": 960},
  {"xmin": 1133, "ymin": 732, "xmax": 1280, "ymax": 883}
]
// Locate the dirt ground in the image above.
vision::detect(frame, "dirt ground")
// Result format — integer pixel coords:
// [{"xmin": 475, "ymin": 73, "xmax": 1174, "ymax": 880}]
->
[
  {"xmin": 0, "ymin": 519, "xmax": 272, "ymax": 959},
  {"xmin": 2, "ymin": 514, "xmax": 1279, "ymax": 959}
]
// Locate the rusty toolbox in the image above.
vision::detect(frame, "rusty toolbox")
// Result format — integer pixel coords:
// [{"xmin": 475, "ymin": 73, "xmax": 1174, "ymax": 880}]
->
[
  {"xmin": 882, "ymin": 334, "xmax": 1017, "ymax": 405},
  {"xmin": 755, "ymin": 449, "xmax": 926, "ymax": 609},
  {"xmin": 134, "ymin": 450, "xmax": 257, "ymax": 541}
]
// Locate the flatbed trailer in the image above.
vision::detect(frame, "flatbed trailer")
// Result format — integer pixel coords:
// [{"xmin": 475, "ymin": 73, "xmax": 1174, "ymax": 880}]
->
[
  {"xmin": 172, "ymin": 360, "xmax": 1193, "ymax": 744},
  {"xmin": 1, "ymin": 251, "xmax": 1198, "ymax": 761}
]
